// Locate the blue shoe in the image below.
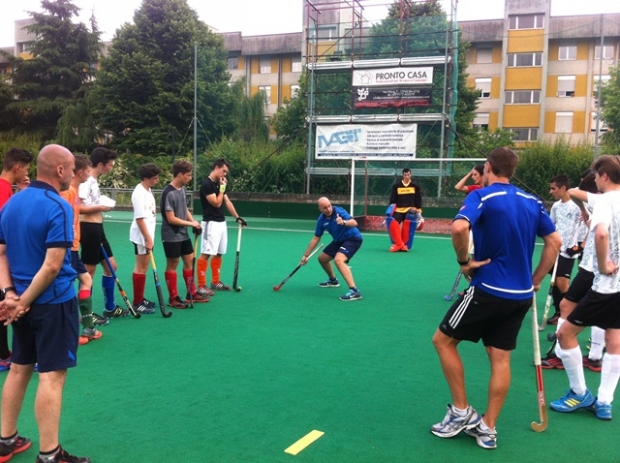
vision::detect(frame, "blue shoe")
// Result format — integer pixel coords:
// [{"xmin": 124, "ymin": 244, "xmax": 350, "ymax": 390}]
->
[
  {"xmin": 319, "ymin": 278, "xmax": 339, "ymax": 288},
  {"xmin": 588, "ymin": 398, "xmax": 612, "ymax": 420},
  {"xmin": 431, "ymin": 404, "xmax": 481, "ymax": 438},
  {"xmin": 550, "ymin": 389, "xmax": 594, "ymax": 412},
  {"xmin": 0, "ymin": 353, "xmax": 11, "ymax": 372},
  {"xmin": 340, "ymin": 289, "xmax": 362, "ymax": 301}
]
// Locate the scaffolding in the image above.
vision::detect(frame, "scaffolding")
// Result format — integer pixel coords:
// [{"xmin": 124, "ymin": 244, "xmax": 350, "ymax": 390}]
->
[{"xmin": 302, "ymin": 0, "xmax": 468, "ymax": 209}]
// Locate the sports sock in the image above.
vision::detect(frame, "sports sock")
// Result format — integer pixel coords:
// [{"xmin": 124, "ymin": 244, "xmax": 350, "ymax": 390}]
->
[
  {"xmin": 401, "ymin": 219, "xmax": 412, "ymax": 248},
  {"xmin": 557, "ymin": 345, "xmax": 587, "ymax": 395},
  {"xmin": 451, "ymin": 405, "xmax": 468, "ymax": 416},
  {"xmin": 0, "ymin": 431, "xmax": 18, "ymax": 445},
  {"xmin": 590, "ymin": 326, "xmax": 606, "ymax": 360},
  {"xmin": 553, "ymin": 319, "xmax": 565, "ymax": 355},
  {"xmin": 102, "ymin": 275, "xmax": 116, "ymax": 311},
  {"xmin": 598, "ymin": 353, "xmax": 620, "ymax": 404},
  {"xmin": 78, "ymin": 289, "xmax": 94, "ymax": 330},
  {"xmin": 197, "ymin": 256, "xmax": 208, "ymax": 287},
  {"xmin": 37, "ymin": 445, "xmax": 60, "ymax": 463},
  {"xmin": 551, "ymin": 286, "xmax": 565, "ymax": 314},
  {"xmin": 183, "ymin": 269, "xmax": 195, "ymax": 295},
  {"xmin": 132, "ymin": 272, "xmax": 146, "ymax": 306},
  {"xmin": 211, "ymin": 256, "xmax": 222, "ymax": 284},
  {"xmin": 165, "ymin": 271, "xmax": 178, "ymax": 299},
  {"xmin": 0, "ymin": 325, "xmax": 10, "ymax": 360},
  {"xmin": 388, "ymin": 219, "xmax": 404, "ymax": 247}
]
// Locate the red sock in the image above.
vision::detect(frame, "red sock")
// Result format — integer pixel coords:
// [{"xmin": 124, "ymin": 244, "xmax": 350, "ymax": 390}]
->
[
  {"xmin": 165, "ymin": 271, "xmax": 178, "ymax": 299},
  {"xmin": 132, "ymin": 273, "xmax": 146, "ymax": 306},
  {"xmin": 78, "ymin": 289, "xmax": 91, "ymax": 300},
  {"xmin": 197, "ymin": 256, "xmax": 208, "ymax": 287},
  {"xmin": 183, "ymin": 269, "xmax": 195, "ymax": 295}
]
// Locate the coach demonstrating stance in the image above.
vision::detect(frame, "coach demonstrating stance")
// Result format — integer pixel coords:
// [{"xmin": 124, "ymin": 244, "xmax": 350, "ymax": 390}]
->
[
  {"xmin": 430, "ymin": 147, "xmax": 560, "ymax": 449},
  {"xmin": 0, "ymin": 145, "xmax": 91, "ymax": 462}
]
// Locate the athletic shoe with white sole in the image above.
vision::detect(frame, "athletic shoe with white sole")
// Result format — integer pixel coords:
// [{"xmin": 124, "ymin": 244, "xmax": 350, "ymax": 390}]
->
[
  {"xmin": 550, "ymin": 388, "xmax": 594, "ymax": 413},
  {"xmin": 464, "ymin": 421, "xmax": 497, "ymax": 449},
  {"xmin": 588, "ymin": 398, "xmax": 612, "ymax": 420},
  {"xmin": 0, "ymin": 434, "xmax": 31, "ymax": 461},
  {"xmin": 91, "ymin": 312, "xmax": 109, "ymax": 326},
  {"xmin": 103, "ymin": 306, "xmax": 129, "ymax": 318},
  {"xmin": 185, "ymin": 292, "xmax": 210, "ymax": 303},
  {"xmin": 135, "ymin": 301, "xmax": 155, "ymax": 315},
  {"xmin": 583, "ymin": 356, "xmax": 602, "ymax": 373},
  {"xmin": 541, "ymin": 353, "xmax": 564, "ymax": 370},
  {"xmin": 168, "ymin": 296, "xmax": 189, "ymax": 309},
  {"xmin": 35, "ymin": 445, "xmax": 91, "ymax": 463},
  {"xmin": 79, "ymin": 328, "xmax": 103, "ymax": 346},
  {"xmin": 143, "ymin": 298, "xmax": 156, "ymax": 309},
  {"xmin": 318, "ymin": 278, "xmax": 339, "ymax": 288},
  {"xmin": 197, "ymin": 286, "xmax": 215, "ymax": 297},
  {"xmin": 210, "ymin": 281, "xmax": 231, "ymax": 291},
  {"xmin": 340, "ymin": 289, "xmax": 362, "ymax": 301},
  {"xmin": 431, "ymin": 404, "xmax": 481, "ymax": 438}
]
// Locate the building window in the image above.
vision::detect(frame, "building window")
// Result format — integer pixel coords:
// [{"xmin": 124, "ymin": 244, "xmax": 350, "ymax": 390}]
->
[
  {"xmin": 292, "ymin": 58, "xmax": 302, "ymax": 73},
  {"xmin": 259, "ymin": 58, "xmax": 271, "ymax": 74},
  {"xmin": 473, "ymin": 113, "xmax": 489, "ymax": 130},
  {"xmin": 595, "ymin": 45, "xmax": 614, "ymax": 60},
  {"xmin": 258, "ymin": 85, "xmax": 271, "ymax": 105},
  {"xmin": 591, "ymin": 111, "xmax": 609, "ymax": 132},
  {"xmin": 509, "ymin": 14, "xmax": 544, "ymax": 30},
  {"xmin": 476, "ymin": 48, "xmax": 493, "ymax": 64},
  {"xmin": 505, "ymin": 90, "xmax": 541, "ymax": 104},
  {"xmin": 557, "ymin": 76, "xmax": 576, "ymax": 97},
  {"xmin": 228, "ymin": 57, "xmax": 239, "ymax": 70},
  {"xmin": 291, "ymin": 85, "xmax": 300, "ymax": 98},
  {"xmin": 558, "ymin": 44, "xmax": 577, "ymax": 60},
  {"xmin": 509, "ymin": 128, "xmax": 538, "ymax": 142},
  {"xmin": 555, "ymin": 112, "xmax": 573, "ymax": 133},
  {"xmin": 507, "ymin": 52, "xmax": 543, "ymax": 67},
  {"xmin": 317, "ymin": 26, "xmax": 337, "ymax": 40},
  {"xmin": 475, "ymin": 78, "xmax": 492, "ymax": 99}
]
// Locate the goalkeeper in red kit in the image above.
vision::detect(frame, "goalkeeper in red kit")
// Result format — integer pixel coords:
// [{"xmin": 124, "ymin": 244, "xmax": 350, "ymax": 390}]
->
[{"xmin": 387, "ymin": 168, "xmax": 422, "ymax": 252}]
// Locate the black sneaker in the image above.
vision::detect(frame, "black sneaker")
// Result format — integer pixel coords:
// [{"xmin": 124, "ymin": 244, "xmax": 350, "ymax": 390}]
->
[
  {"xmin": 35, "ymin": 445, "xmax": 91, "ymax": 463},
  {"xmin": 168, "ymin": 296, "xmax": 189, "ymax": 309},
  {"xmin": 0, "ymin": 434, "xmax": 31, "ymax": 460},
  {"xmin": 143, "ymin": 298, "xmax": 156, "ymax": 309},
  {"xmin": 91, "ymin": 312, "xmax": 109, "ymax": 326},
  {"xmin": 102, "ymin": 306, "xmax": 129, "ymax": 318},
  {"xmin": 583, "ymin": 356, "xmax": 603, "ymax": 372},
  {"xmin": 541, "ymin": 353, "xmax": 564, "ymax": 370},
  {"xmin": 134, "ymin": 301, "xmax": 155, "ymax": 315}
]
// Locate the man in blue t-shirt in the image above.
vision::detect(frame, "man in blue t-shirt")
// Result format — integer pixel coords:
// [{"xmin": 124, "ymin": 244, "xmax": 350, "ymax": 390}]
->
[
  {"xmin": 430, "ymin": 147, "xmax": 561, "ymax": 450},
  {"xmin": 300, "ymin": 197, "xmax": 363, "ymax": 301},
  {"xmin": 0, "ymin": 144, "xmax": 90, "ymax": 462}
]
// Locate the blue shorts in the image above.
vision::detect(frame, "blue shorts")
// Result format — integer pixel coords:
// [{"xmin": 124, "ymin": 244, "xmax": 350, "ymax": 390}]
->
[
  {"xmin": 11, "ymin": 299, "xmax": 79, "ymax": 372},
  {"xmin": 70, "ymin": 250, "xmax": 88, "ymax": 275},
  {"xmin": 324, "ymin": 238, "xmax": 363, "ymax": 261}
]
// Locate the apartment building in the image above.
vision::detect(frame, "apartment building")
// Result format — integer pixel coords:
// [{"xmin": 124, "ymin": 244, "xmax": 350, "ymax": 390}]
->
[{"xmin": 461, "ymin": 0, "xmax": 620, "ymax": 144}]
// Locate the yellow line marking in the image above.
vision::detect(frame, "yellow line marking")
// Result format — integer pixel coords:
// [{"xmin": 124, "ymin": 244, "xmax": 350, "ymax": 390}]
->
[{"xmin": 284, "ymin": 430, "xmax": 325, "ymax": 455}]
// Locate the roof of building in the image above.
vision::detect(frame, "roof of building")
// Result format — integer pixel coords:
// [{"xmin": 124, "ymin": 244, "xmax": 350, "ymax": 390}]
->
[{"xmin": 223, "ymin": 32, "xmax": 303, "ymax": 56}]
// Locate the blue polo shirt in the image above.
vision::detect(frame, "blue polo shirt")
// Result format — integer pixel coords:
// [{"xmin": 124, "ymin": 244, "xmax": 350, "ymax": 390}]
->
[
  {"xmin": 315, "ymin": 205, "xmax": 363, "ymax": 242},
  {"xmin": 0, "ymin": 180, "xmax": 76, "ymax": 304},
  {"xmin": 455, "ymin": 182, "xmax": 556, "ymax": 300}
]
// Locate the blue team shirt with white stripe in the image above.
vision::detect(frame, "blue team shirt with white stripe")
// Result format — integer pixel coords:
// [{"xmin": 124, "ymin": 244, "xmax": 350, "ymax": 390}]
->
[
  {"xmin": 315, "ymin": 205, "xmax": 362, "ymax": 243},
  {"xmin": 455, "ymin": 182, "xmax": 556, "ymax": 300}
]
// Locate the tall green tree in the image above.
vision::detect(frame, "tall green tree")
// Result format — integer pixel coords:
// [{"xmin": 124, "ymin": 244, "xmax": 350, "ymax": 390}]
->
[
  {"xmin": 230, "ymin": 79, "xmax": 269, "ymax": 143},
  {"xmin": 600, "ymin": 65, "xmax": 620, "ymax": 149},
  {"xmin": 91, "ymin": 0, "xmax": 234, "ymax": 156},
  {"xmin": 3, "ymin": 0, "xmax": 100, "ymax": 142}
]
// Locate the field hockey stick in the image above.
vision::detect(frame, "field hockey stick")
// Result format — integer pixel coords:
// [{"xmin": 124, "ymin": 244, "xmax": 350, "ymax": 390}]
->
[
  {"xmin": 444, "ymin": 270, "xmax": 462, "ymax": 301},
  {"xmin": 100, "ymin": 245, "xmax": 140, "ymax": 319},
  {"xmin": 531, "ymin": 296, "xmax": 549, "ymax": 432},
  {"xmin": 232, "ymin": 222, "xmax": 242, "ymax": 292},
  {"xmin": 149, "ymin": 251, "xmax": 173, "ymax": 318},
  {"xmin": 539, "ymin": 256, "xmax": 559, "ymax": 331},
  {"xmin": 273, "ymin": 244, "xmax": 324, "ymax": 292},
  {"xmin": 188, "ymin": 231, "xmax": 200, "ymax": 308}
]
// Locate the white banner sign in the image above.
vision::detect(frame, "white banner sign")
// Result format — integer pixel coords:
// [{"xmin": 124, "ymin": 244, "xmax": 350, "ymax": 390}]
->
[
  {"xmin": 315, "ymin": 124, "xmax": 417, "ymax": 160},
  {"xmin": 352, "ymin": 67, "xmax": 433, "ymax": 86}
]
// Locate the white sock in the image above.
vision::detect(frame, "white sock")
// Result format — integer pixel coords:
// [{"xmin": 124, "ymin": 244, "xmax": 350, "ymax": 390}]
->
[
  {"xmin": 557, "ymin": 346, "xmax": 587, "ymax": 395},
  {"xmin": 452, "ymin": 405, "xmax": 468, "ymax": 415},
  {"xmin": 598, "ymin": 353, "xmax": 620, "ymax": 404},
  {"xmin": 590, "ymin": 326, "xmax": 606, "ymax": 360},
  {"xmin": 553, "ymin": 320, "xmax": 564, "ymax": 356}
]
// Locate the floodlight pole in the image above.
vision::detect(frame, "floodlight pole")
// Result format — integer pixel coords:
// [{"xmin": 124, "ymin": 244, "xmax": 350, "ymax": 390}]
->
[
  {"xmin": 193, "ymin": 42, "xmax": 198, "ymax": 191},
  {"xmin": 350, "ymin": 158, "xmax": 356, "ymax": 216}
]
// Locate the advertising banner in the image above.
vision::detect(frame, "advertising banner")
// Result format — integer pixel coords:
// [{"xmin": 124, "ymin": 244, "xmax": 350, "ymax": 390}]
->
[
  {"xmin": 352, "ymin": 67, "xmax": 433, "ymax": 86},
  {"xmin": 353, "ymin": 86, "xmax": 432, "ymax": 108},
  {"xmin": 315, "ymin": 124, "xmax": 417, "ymax": 160}
]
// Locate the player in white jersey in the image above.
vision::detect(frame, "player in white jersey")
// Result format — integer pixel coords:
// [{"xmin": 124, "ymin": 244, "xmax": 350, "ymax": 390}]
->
[
  {"xmin": 551, "ymin": 155, "xmax": 620, "ymax": 421},
  {"xmin": 546, "ymin": 174, "xmax": 581, "ymax": 325}
]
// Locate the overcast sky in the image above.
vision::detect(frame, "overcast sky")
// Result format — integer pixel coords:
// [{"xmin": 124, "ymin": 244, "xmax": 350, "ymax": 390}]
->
[{"xmin": 0, "ymin": 0, "xmax": 617, "ymax": 47}]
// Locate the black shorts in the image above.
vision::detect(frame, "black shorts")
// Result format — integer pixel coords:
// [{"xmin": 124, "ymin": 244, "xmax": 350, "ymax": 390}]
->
[
  {"xmin": 564, "ymin": 267, "xmax": 595, "ymax": 303},
  {"xmin": 439, "ymin": 286, "xmax": 531, "ymax": 350},
  {"xmin": 80, "ymin": 222, "xmax": 113, "ymax": 265},
  {"xmin": 324, "ymin": 238, "xmax": 362, "ymax": 261},
  {"xmin": 163, "ymin": 239, "xmax": 194, "ymax": 259},
  {"xmin": 552, "ymin": 255, "xmax": 576, "ymax": 280},
  {"xmin": 567, "ymin": 290, "xmax": 620, "ymax": 329}
]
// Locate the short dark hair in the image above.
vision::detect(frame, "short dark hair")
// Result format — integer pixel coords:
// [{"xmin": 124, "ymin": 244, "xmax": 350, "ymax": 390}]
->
[
  {"xmin": 578, "ymin": 173, "xmax": 598, "ymax": 194},
  {"xmin": 212, "ymin": 158, "xmax": 231, "ymax": 170},
  {"xmin": 3, "ymin": 148, "xmax": 33, "ymax": 171},
  {"xmin": 550, "ymin": 174, "xmax": 569, "ymax": 190},
  {"xmin": 486, "ymin": 147, "xmax": 518, "ymax": 179},
  {"xmin": 138, "ymin": 163, "xmax": 161, "ymax": 180},
  {"xmin": 74, "ymin": 154, "xmax": 92, "ymax": 172},
  {"xmin": 173, "ymin": 160, "xmax": 192, "ymax": 177},
  {"xmin": 90, "ymin": 147, "xmax": 118, "ymax": 168},
  {"xmin": 473, "ymin": 164, "xmax": 484, "ymax": 176},
  {"xmin": 592, "ymin": 155, "xmax": 620, "ymax": 185},
  {"xmin": 402, "ymin": 167, "xmax": 411, "ymax": 174}
]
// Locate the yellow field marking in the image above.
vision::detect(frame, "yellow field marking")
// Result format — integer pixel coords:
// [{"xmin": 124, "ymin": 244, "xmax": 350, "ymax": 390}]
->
[{"xmin": 284, "ymin": 430, "xmax": 325, "ymax": 455}]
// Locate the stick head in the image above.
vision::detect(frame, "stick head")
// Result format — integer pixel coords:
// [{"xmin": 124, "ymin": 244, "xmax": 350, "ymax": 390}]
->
[{"xmin": 273, "ymin": 285, "xmax": 280, "ymax": 292}]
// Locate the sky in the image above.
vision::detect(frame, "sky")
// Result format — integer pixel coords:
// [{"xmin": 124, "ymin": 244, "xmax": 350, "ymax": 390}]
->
[{"xmin": 0, "ymin": 0, "xmax": 618, "ymax": 48}]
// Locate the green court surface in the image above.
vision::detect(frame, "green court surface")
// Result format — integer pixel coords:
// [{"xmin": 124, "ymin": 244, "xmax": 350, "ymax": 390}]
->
[{"xmin": 3, "ymin": 211, "xmax": 618, "ymax": 462}]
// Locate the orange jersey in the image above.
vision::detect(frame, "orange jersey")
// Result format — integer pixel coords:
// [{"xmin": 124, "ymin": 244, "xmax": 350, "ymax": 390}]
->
[{"xmin": 60, "ymin": 185, "xmax": 80, "ymax": 251}]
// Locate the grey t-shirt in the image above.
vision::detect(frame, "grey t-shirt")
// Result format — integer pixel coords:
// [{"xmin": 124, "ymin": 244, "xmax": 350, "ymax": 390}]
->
[{"xmin": 160, "ymin": 184, "xmax": 189, "ymax": 243}]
